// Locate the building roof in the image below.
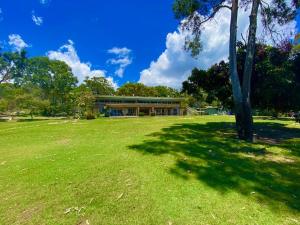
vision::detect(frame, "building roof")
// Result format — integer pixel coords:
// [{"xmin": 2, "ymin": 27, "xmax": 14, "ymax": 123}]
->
[{"xmin": 96, "ymin": 95, "xmax": 185, "ymax": 102}]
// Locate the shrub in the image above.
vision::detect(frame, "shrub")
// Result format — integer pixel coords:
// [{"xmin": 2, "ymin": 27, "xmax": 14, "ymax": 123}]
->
[
  {"xmin": 139, "ymin": 112, "xmax": 145, "ymax": 117},
  {"xmin": 86, "ymin": 112, "xmax": 96, "ymax": 120}
]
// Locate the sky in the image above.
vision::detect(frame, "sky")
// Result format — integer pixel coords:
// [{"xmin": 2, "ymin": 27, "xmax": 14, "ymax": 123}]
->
[{"xmin": 0, "ymin": 1, "xmax": 299, "ymax": 89}]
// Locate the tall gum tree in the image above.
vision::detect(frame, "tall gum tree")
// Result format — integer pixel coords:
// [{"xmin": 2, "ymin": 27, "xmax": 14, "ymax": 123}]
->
[{"xmin": 173, "ymin": 0, "xmax": 299, "ymax": 141}]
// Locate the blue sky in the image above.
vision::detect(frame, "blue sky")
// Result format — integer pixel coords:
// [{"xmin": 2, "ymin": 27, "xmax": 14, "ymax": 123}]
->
[
  {"xmin": 0, "ymin": 1, "xmax": 299, "ymax": 88},
  {"xmin": 0, "ymin": 0, "xmax": 179, "ymax": 87}
]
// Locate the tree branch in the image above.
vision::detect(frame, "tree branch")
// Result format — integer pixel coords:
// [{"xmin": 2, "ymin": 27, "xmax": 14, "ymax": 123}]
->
[{"xmin": 198, "ymin": 4, "xmax": 232, "ymax": 26}]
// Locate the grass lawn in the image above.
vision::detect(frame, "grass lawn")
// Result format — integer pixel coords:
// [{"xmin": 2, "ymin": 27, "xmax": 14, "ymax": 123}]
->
[{"xmin": 0, "ymin": 116, "xmax": 300, "ymax": 225}]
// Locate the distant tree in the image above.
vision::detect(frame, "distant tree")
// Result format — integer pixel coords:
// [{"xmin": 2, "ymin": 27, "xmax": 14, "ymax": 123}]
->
[
  {"xmin": 0, "ymin": 83, "xmax": 50, "ymax": 119},
  {"xmin": 240, "ymin": 43, "xmax": 298, "ymax": 113},
  {"xmin": 49, "ymin": 60, "xmax": 78, "ymax": 115},
  {"xmin": 152, "ymin": 86, "xmax": 180, "ymax": 97},
  {"xmin": 1, "ymin": 53, "xmax": 82, "ymax": 117},
  {"xmin": 116, "ymin": 83, "xmax": 152, "ymax": 97},
  {"xmin": 173, "ymin": 0, "xmax": 298, "ymax": 141},
  {"xmin": 84, "ymin": 77, "xmax": 115, "ymax": 95},
  {"xmin": 182, "ymin": 43, "xmax": 300, "ymax": 113},
  {"xmin": 26, "ymin": 57, "xmax": 54, "ymax": 98},
  {"xmin": 0, "ymin": 50, "xmax": 27, "ymax": 84},
  {"xmin": 15, "ymin": 85, "xmax": 50, "ymax": 119},
  {"xmin": 0, "ymin": 83, "xmax": 18, "ymax": 117},
  {"xmin": 73, "ymin": 85, "xmax": 96, "ymax": 119},
  {"xmin": 182, "ymin": 62, "xmax": 233, "ymax": 109},
  {"xmin": 117, "ymin": 83, "xmax": 181, "ymax": 97},
  {"xmin": 26, "ymin": 57, "xmax": 78, "ymax": 116}
]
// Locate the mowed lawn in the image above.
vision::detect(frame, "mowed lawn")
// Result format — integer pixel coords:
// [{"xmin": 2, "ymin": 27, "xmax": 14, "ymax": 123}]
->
[{"xmin": 0, "ymin": 116, "xmax": 300, "ymax": 225}]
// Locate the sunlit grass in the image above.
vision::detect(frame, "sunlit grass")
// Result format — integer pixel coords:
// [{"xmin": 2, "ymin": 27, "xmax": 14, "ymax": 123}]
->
[{"xmin": 0, "ymin": 116, "xmax": 299, "ymax": 225}]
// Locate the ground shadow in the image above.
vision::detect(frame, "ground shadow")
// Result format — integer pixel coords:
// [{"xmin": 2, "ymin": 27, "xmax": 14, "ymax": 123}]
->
[
  {"xmin": 129, "ymin": 121, "xmax": 300, "ymax": 211},
  {"xmin": 16, "ymin": 118, "xmax": 49, "ymax": 122},
  {"xmin": 255, "ymin": 122, "xmax": 300, "ymax": 144}
]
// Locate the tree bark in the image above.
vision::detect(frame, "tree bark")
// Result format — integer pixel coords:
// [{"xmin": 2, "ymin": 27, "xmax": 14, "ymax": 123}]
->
[
  {"xmin": 229, "ymin": 0, "xmax": 245, "ymax": 139},
  {"xmin": 242, "ymin": 0, "xmax": 260, "ymax": 142}
]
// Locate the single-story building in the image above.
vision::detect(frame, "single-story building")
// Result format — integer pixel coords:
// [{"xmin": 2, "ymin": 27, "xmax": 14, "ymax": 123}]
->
[{"xmin": 96, "ymin": 95, "xmax": 186, "ymax": 117}]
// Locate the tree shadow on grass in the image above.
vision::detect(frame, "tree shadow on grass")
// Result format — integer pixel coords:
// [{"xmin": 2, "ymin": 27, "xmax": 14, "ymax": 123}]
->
[{"xmin": 129, "ymin": 122, "xmax": 300, "ymax": 212}]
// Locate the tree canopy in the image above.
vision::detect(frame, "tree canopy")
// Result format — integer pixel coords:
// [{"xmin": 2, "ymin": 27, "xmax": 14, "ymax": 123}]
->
[
  {"xmin": 182, "ymin": 42, "xmax": 300, "ymax": 113},
  {"xmin": 116, "ymin": 83, "xmax": 180, "ymax": 97},
  {"xmin": 173, "ymin": 0, "xmax": 298, "ymax": 141}
]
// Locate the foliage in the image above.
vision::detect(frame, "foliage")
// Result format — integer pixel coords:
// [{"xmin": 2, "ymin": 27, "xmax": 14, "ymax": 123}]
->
[
  {"xmin": 73, "ymin": 85, "xmax": 96, "ymax": 119},
  {"xmin": 0, "ymin": 49, "xmax": 27, "ymax": 84},
  {"xmin": 116, "ymin": 82, "xmax": 180, "ymax": 97},
  {"xmin": 0, "ymin": 83, "xmax": 49, "ymax": 118},
  {"xmin": 84, "ymin": 76, "xmax": 115, "ymax": 96},
  {"xmin": 15, "ymin": 84, "xmax": 50, "ymax": 118},
  {"xmin": 116, "ymin": 83, "xmax": 153, "ymax": 96},
  {"xmin": 182, "ymin": 62, "xmax": 232, "ymax": 109},
  {"xmin": 173, "ymin": 0, "xmax": 298, "ymax": 141},
  {"xmin": 0, "ymin": 83, "xmax": 18, "ymax": 116},
  {"xmin": 22, "ymin": 56, "xmax": 77, "ymax": 116},
  {"xmin": 0, "ymin": 49, "xmax": 181, "ymax": 119},
  {"xmin": 182, "ymin": 43, "xmax": 300, "ymax": 113}
]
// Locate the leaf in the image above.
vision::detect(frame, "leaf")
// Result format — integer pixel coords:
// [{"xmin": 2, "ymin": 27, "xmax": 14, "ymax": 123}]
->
[
  {"xmin": 64, "ymin": 207, "xmax": 72, "ymax": 214},
  {"xmin": 117, "ymin": 193, "xmax": 124, "ymax": 200}
]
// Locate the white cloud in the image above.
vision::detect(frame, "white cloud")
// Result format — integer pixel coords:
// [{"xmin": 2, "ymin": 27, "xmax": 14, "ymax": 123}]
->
[
  {"xmin": 107, "ymin": 47, "xmax": 132, "ymax": 78},
  {"xmin": 47, "ymin": 40, "xmax": 118, "ymax": 88},
  {"xmin": 106, "ymin": 76, "xmax": 119, "ymax": 90},
  {"xmin": 8, "ymin": 34, "xmax": 29, "ymax": 52},
  {"xmin": 139, "ymin": 6, "xmax": 296, "ymax": 89},
  {"xmin": 32, "ymin": 11, "xmax": 43, "ymax": 26},
  {"xmin": 108, "ymin": 47, "xmax": 131, "ymax": 56}
]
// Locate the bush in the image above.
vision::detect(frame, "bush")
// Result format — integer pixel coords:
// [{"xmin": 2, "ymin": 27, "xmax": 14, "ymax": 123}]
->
[
  {"xmin": 55, "ymin": 112, "xmax": 68, "ymax": 117},
  {"xmin": 85, "ymin": 112, "xmax": 96, "ymax": 120},
  {"xmin": 150, "ymin": 112, "xmax": 156, "ymax": 116},
  {"xmin": 139, "ymin": 112, "xmax": 145, "ymax": 117},
  {"xmin": 252, "ymin": 109, "xmax": 278, "ymax": 117}
]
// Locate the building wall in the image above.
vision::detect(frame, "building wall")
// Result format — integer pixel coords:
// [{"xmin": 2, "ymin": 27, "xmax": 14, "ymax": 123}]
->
[{"xmin": 96, "ymin": 96, "xmax": 186, "ymax": 117}]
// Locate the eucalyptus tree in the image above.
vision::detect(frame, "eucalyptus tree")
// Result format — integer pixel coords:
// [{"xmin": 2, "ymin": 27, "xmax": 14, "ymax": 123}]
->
[
  {"xmin": 0, "ymin": 49, "xmax": 27, "ymax": 84},
  {"xmin": 173, "ymin": 0, "xmax": 299, "ymax": 141},
  {"xmin": 84, "ymin": 77, "xmax": 115, "ymax": 96}
]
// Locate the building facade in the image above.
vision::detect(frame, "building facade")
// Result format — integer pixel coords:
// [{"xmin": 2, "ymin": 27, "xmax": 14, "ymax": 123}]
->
[{"xmin": 96, "ymin": 96, "xmax": 186, "ymax": 117}]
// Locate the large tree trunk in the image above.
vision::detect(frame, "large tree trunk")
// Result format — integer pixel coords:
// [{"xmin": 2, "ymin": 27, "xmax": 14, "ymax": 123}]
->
[
  {"xmin": 229, "ymin": 0, "xmax": 245, "ymax": 139},
  {"xmin": 242, "ymin": 0, "xmax": 260, "ymax": 142}
]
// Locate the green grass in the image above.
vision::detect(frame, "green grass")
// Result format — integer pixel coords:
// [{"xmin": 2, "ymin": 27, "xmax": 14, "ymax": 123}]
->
[{"xmin": 0, "ymin": 116, "xmax": 300, "ymax": 225}]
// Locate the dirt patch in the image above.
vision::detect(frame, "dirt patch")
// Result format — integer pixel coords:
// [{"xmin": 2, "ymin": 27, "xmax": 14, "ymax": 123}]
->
[
  {"xmin": 77, "ymin": 219, "xmax": 90, "ymax": 225},
  {"xmin": 56, "ymin": 138, "xmax": 71, "ymax": 145},
  {"xmin": 254, "ymin": 123, "xmax": 300, "ymax": 145},
  {"xmin": 255, "ymin": 136, "xmax": 280, "ymax": 145},
  {"xmin": 264, "ymin": 154, "xmax": 295, "ymax": 163},
  {"xmin": 243, "ymin": 151, "xmax": 295, "ymax": 164},
  {"xmin": 48, "ymin": 121, "xmax": 69, "ymax": 125},
  {"xmin": 17, "ymin": 204, "xmax": 43, "ymax": 224}
]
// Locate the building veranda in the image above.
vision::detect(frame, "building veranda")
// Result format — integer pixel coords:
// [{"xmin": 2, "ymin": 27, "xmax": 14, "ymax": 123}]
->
[{"xmin": 96, "ymin": 96, "xmax": 186, "ymax": 117}]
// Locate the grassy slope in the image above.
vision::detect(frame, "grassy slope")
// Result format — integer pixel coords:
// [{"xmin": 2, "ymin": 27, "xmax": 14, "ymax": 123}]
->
[{"xmin": 0, "ymin": 116, "xmax": 299, "ymax": 225}]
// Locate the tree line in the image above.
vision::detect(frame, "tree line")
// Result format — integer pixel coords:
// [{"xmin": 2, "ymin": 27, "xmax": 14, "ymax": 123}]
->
[
  {"xmin": 173, "ymin": 0, "xmax": 299, "ymax": 141},
  {"xmin": 0, "ymin": 51, "xmax": 181, "ymax": 119},
  {"xmin": 182, "ymin": 42, "xmax": 300, "ymax": 115},
  {"xmin": 1, "ymin": 41, "xmax": 299, "ymax": 120}
]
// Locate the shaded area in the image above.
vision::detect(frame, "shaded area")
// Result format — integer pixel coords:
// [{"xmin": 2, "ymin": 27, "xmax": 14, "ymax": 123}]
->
[
  {"xmin": 255, "ymin": 122, "xmax": 300, "ymax": 144},
  {"xmin": 0, "ymin": 117, "xmax": 66, "ymax": 122},
  {"xmin": 129, "ymin": 121, "xmax": 300, "ymax": 211}
]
